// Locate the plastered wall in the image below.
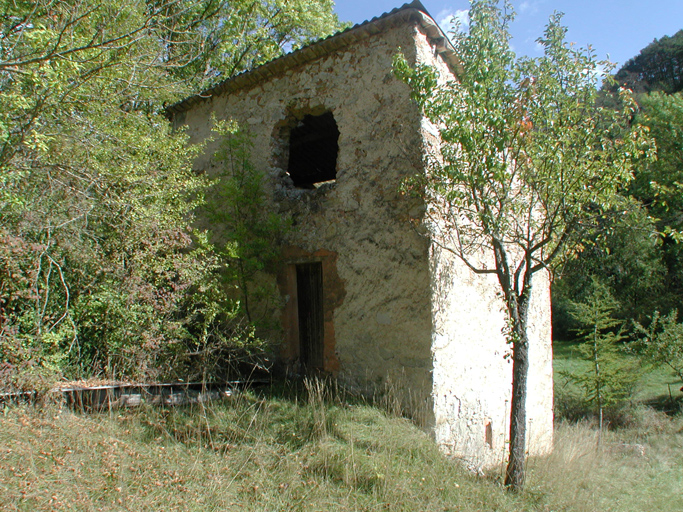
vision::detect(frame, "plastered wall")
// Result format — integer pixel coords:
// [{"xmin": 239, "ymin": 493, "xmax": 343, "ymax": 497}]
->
[
  {"xmin": 178, "ymin": 17, "xmax": 553, "ymax": 467},
  {"xmin": 413, "ymin": 28, "xmax": 554, "ymax": 468},
  {"xmin": 428, "ymin": 240, "xmax": 553, "ymax": 469}
]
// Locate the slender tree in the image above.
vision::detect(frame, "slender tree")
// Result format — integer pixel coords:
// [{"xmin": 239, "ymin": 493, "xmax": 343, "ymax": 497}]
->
[
  {"xmin": 566, "ymin": 278, "xmax": 637, "ymax": 436},
  {"xmin": 204, "ymin": 119, "xmax": 290, "ymax": 325},
  {"xmin": 394, "ymin": 0, "xmax": 652, "ymax": 490}
]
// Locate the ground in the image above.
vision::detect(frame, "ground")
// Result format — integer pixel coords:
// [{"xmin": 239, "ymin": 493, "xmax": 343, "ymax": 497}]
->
[{"xmin": 1, "ymin": 370, "xmax": 682, "ymax": 511}]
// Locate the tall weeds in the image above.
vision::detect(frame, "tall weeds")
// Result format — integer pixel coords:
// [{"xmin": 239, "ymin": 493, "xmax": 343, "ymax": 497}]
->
[{"xmin": 2, "ymin": 382, "xmax": 682, "ymax": 511}]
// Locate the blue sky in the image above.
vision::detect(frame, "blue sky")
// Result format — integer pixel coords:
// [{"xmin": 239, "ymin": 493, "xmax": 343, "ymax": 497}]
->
[{"xmin": 333, "ymin": 1, "xmax": 683, "ymax": 70}]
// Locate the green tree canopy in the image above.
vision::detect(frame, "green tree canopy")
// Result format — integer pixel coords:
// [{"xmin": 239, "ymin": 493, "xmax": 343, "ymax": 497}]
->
[
  {"xmin": 552, "ymin": 202, "xmax": 665, "ymax": 339},
  {"xmin": 0, "ymin": 0, "xmax": 341, "ymax": 384},
  {"xmin": 556, "ymin": 32, "xmax": 683, "ymax": 336},
  {"xmin": 613, "ymin": 29, "xmax": 683, "ymax": 95},
  {"xmin": 395, "ymin": 0, "xmax": 651, "ymax": 490}
]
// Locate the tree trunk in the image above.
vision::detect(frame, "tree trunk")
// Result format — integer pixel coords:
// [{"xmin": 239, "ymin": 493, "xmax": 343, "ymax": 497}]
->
[
  {"xmin": 593, "ymin": 329, "xmax": 603, "ymax": 441},
  {"xmin": 504, "ymin": 306, "xmax": 530, "ymax": 491}
]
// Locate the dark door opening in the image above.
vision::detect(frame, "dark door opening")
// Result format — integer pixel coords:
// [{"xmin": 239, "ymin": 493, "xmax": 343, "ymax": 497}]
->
[{"xmin": 296, "ymin": 262, "xmax": 324, "ymax": 369}]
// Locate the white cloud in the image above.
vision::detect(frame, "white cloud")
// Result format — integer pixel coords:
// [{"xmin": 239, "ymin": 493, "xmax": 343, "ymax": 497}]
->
[
  {"xmin": 519, "ymin": 1, "xmax": 540, "ymax": 15},
  {"xmin": 437, "ymin": 8, "xmax": 470, "ymax": 34}
]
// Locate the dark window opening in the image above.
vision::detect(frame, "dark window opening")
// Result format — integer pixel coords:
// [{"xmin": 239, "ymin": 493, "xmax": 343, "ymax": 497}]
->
[
  {"xmin": 287, "ymin": 112, "xmax": 339, "ymax": 188},
  {"xmin": 296, "ymin": 262, "xmax": 324, "ymax": 369}
]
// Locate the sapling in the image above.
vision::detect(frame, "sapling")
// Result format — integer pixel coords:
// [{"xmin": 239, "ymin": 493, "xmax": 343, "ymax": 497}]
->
[{"xmin": 566, "ymin": 278, "xmax": 639, "ymax": 435}]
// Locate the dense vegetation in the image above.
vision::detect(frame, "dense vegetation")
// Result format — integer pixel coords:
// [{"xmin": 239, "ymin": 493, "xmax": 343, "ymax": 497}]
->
[
  {"xmin": 0, "ymin": 0, "xmax": 341, "ymax": 388},
  {"xmin": 612, "ymin": 30, "xmax": 683, "ymax": 95},
  {"xmin": 552, "ymin": 24, "xmax": 683, "ymax": 418},
  {"xmin": 554, "ymin": 30, "xmax": 683, "ymax": 334},
  {"xmin": 535, "ymin": 37, "xmax": 683, "ymax": 512}
]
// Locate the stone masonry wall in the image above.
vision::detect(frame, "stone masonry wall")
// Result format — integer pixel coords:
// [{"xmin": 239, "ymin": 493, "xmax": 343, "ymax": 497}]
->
[{"xmin": 180, "ymin": 21, "xmax": 436, "ymax": 425}]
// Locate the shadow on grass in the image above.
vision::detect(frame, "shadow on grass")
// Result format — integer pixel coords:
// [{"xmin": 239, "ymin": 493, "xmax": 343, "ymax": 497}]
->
[{"xmin": 643, "ymin": 393, "xmax": 683, "ymax": 416}]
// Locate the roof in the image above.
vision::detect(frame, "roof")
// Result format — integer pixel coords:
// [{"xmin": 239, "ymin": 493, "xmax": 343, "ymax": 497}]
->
[{"xmin": 166, "ymin": 1, "xmax": 457, "ymax": 116}]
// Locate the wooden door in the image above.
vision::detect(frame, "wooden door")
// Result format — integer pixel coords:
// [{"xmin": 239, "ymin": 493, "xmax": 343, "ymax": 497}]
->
[{"xmin": 296, "ymin": 262, "xmax": 324, "ymax": 369}]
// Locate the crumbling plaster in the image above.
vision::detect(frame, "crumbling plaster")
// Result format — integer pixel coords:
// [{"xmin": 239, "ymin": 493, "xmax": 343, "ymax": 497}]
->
[
  {"xmin": 182, "ymin": 21, "xmax": 436, "ymax": 424},
  {"xmin": 177, "ymin": 12, "xmax": 553, "ymax": 469},
  {"xmin": 428, "ymin": 239, "xmax": 553, "ymax": 469},
  {"xmin": 415, "ymin": 28, "xmax": 554, "ymax": 467}
]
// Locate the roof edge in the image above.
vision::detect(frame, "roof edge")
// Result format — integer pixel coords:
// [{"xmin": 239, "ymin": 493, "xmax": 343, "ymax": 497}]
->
[{"xmin": 166, "ymin": 1, "xmax": 458, "ymax": 117}]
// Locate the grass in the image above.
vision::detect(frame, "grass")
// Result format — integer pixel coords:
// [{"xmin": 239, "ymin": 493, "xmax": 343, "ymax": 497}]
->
[
  {"xmin": 1, "ymin": 375, "xmax": 682, "ymax": 511},
  {"xmin": 0, "ymin": 383, "xmax": 527, "ymax": 511},
  {"xmin": 553, "ymin": 339, "xmax": 683, "ymax": 414},
  {"xmin": 529, "ymin": 407, "xmax": 683, "ymax": 511}
]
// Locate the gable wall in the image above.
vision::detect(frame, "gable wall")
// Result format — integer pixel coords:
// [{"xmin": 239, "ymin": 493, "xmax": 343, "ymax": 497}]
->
[{"xmin": 181, "ymin": 21, "xmax": 436, "ymax": 424}]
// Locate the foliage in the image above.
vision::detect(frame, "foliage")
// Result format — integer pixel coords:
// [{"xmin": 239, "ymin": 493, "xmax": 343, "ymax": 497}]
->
[
  {"xmin": 0, "ymin": 0, "xmax": 341, "ymax": 385},
  {"xmin": 0, "ymin": 47, "xmax": 208, "ymax": 380},
  {"xmin": 161, "ymin": 0, "xmax": 344, "ymax": 90},
  {"xmin": 563, "ymin": 36, "xmax": 683, "ymax": 336},
  {"xmin": 0, "ymin": 0, "xmax": 341, "ymax": 97},
  {"xmin": 631, "ymin": 93, "xmax": 683, "ymax": 226},
  {"xmin": 205, "ymin": 120, "xmax": 289, "ymax": 325},
  {"xmin": 172, "ymin": 121, "xmax": 292, "ymax": 381},
  {"xmin": 630, "ymin": 93, "xmax": 683, "ymax": 312},
  {"xmin": 633, "ymin": 310, "xmax": 683, "ymax": 385},
  {"xmin": 563, "ymin": 279, "xmax": 639, "ymax": 431},
  {"xmin": 552, "ymin": 203, "xmax": 665, "ymax": 339},
  {"xmin": 559, "ymin": 86, "xmax": 683, "ymax": 339},
  {"xmin": 612, "ymin": 29, "xmax": 683, "ymax": 95},
  {"xmin": 394, "ymin": 0, "xmax": 651, "ymax": 489}
]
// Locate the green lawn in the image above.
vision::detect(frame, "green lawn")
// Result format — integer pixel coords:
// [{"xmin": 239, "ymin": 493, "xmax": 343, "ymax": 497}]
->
[{"xmin": 553, "ymin": 339, "xmax": 683, "ymax": 411}]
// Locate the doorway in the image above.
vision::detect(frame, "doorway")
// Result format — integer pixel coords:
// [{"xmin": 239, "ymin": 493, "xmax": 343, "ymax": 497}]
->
[{"xmin": 296, "ymin": 262, "xmax": 324, "ymax": 369}]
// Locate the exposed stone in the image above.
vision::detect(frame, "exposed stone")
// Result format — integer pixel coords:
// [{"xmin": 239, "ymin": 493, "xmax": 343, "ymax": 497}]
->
[{"xmin": 172, "ymin": 1, "xmax": 553, "ymax": 471}]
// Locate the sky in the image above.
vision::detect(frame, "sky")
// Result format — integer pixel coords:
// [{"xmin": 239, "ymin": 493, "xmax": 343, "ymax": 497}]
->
[{"xmin": 333, "ymin": 0, "xmax": 683, "ymax": 70}]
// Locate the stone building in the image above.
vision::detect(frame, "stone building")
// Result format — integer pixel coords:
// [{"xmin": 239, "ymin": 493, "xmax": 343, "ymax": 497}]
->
[{"xmin": 168, "ymin": 0, "xmax": 553, "ymax": 469}]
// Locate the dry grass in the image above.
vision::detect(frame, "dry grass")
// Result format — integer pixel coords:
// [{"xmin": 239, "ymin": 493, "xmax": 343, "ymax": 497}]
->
[
  {"xmin": 526, "ymin": 408, "xmax": 683, "ymax": 511},
  {"xmin": 1, "ymin": 381, "xmax": 682, "ymax": 511}
]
